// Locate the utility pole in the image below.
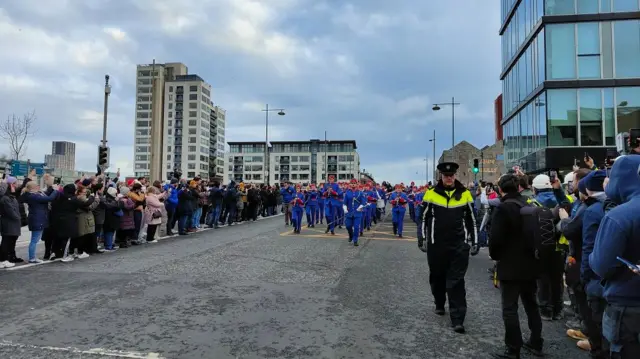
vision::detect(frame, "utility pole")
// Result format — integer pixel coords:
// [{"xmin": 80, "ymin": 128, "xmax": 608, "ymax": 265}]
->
[
  {"xmin": 100, "ymin": 74, "xmax": 111, "ymax": 173},
  {"xmin": 481, "ymin": 151, "xmax": 484, "ymax": 181}
]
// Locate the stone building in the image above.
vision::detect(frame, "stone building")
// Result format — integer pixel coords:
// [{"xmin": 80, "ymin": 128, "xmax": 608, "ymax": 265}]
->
[{"xmin": 436, "ymin": 140, "xmax": 505, "ymax": 185}]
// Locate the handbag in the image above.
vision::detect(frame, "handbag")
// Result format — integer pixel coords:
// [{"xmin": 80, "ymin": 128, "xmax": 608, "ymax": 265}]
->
[
  {"xmin": 114, "ymin": 209, "xmax": 124, "ymax": 217},
  {"xmin": 152, "ymin": 209, "xmax": 162, "ymax": 219}
]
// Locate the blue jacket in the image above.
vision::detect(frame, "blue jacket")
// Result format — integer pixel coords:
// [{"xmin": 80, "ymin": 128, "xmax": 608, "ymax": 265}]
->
[
  {"xmin": 344, "ymin": 189, "xmax": 366, "ymax": 216},
  {"xmin": 280, "ymin": 186, "xmax": 295, "ymax": 203},
  {"xmin": 589, "ymin": 155, "xmax": 640, "ymax": 306},
  {"xmin": 163, "ymin": 184, "xmax": 179, "ymax": 209},
  {"xmin": 324, "ymin": 183, "xmax": 342, "ymax": 206},
  {"xmin": 305, "ymin": 190, "xmax": 319, "ymax": 206},
  {"xmin": 534, "ymin": 190, "xmax": 559, "ymax": 208},
  {"xmin": 581, "ymin": 195, "xmax": 606, "ymax": 298},
  {"xmin": 21, "ymin": 190, "xmax": 58, "ymax": 231}
]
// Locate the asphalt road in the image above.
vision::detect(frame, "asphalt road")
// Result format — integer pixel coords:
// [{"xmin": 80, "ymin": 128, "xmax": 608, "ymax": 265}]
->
[{"xmin": 0, "ymin": 209, "xmax": 589, "ymax": 359}]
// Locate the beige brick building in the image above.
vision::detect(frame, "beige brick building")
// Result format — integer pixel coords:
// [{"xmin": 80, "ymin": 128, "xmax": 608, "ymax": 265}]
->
[{"xmin": 437, "ymin": 140, "xmax": 505, "ymax": 185}]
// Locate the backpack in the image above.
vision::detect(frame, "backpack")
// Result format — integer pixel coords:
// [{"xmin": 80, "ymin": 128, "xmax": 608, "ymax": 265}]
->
[{"xmin": 504, "ymin": 199, "xmax": 557, "ymax": 259}]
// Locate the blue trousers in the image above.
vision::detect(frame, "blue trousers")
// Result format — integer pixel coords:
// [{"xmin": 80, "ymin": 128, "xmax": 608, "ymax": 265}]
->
[
  {"xmin": 292, "ymin": 207, "xmax": 304, "ymax": 232},
  {"xmin": 345, "ymin": 213, "xmax": 363, "ymax": 244},
  {"xmin": 337, "ymin": 203, "xmax": 345, "ymax": 226},
  {"xmin": 306, "ymin": 204, "xmax": 318, "ymax": 225},
  {"xmin": 325, "ymin": 203, "xmax": 339, "ymax": 232},
  {"xmin": 392, "ymin": 206, "xmax": 406, "ymax": 235},
  {"xmin": 318, "ymin": 202, "xmax": 324, "ymax": 223}
]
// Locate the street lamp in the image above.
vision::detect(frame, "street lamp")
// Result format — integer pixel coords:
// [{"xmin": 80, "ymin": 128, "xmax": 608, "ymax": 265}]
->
[
  {"xmin": 428, "ymin": 130, "xmax": 435, "ymax": 183},
  {"xmin": 432, "ymin": 97, "xmax": 460, "ymax": 161},
  {"xmin": 262, "ymin": 104, "xmax": 285, "ymax": 185}
]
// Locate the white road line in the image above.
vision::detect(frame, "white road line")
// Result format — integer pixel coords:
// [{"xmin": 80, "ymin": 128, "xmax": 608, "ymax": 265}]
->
[
  {"xmin": 0, "ymin": 341, "xmax": 163, "ymax": 358},
  {"xmin": 5, "ymin": 213, "xmax": 284, "ymax": 271}
]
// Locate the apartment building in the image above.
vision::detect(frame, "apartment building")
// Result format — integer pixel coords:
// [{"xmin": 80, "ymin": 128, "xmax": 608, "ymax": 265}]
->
[
  {"xmin": 134, "ymin": 62, "xmax": 188, "ymax": 179},
  {"xmin": 134, "ymin": 62, "xmax": 226, "ymax": 181},
  {"xmin": 44, "ymin": 141, "xmax": 76, "ymax": 171},
  {"xmin": 227, "ymin": 140, "xmax": 360, "ymax": 185},
  {"xmin": 162, "ymin": 75, "xmax": 226, "ymax": 180}
]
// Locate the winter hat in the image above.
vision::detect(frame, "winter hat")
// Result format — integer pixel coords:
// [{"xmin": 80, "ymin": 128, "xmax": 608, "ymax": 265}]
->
[
  {"xmin": 107, "ymin": 187, "xmax": 118, "ymax": 197},
  {"xmin": 119, "ymin": 186, "xmax": 130, "ymax": 196},
  {"xmin": 578, "ymin": 178, "xmax": 588, "ymax": 196},
  {"xmin": 583, "ymin": 170, "xmax": 606, "ymax": 193},
  {"xmin": 5, "ymin": 176, "xmax": 17, "ymax": 185},
  {"xmin": 82, "ymin": 178, "xmax": 92, "ymax": 187}
]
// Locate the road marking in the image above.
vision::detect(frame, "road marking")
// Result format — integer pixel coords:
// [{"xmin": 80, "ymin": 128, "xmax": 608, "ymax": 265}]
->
[
  {"xmin": 0, "ymin": 341, "xmax": 163, "ymax": 358},
  {"xmin": 6, "ymin": 213, "xmax": 285, "ymax": 271}
]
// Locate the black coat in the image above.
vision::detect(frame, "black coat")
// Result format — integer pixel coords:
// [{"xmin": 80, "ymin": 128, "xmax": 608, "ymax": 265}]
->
[
  {"xmin": 102, "ymin": 195, "xmax": 124, "ymax": 233},
  {"xmin": 50, "ymin": 191, "xmax": 96, "ymax": 239},
  {"xmin": 489, "ymin": 192, "xmax": 540, "ymax": 281},
  {"xmin": 0, "ymin": 182, "xmax": 22, "ymax": 237}
]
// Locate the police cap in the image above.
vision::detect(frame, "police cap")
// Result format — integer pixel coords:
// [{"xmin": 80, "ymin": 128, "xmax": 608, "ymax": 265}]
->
[{"xmin": 437, "ymin": 162, "xmax": 459, "ymax": 175}]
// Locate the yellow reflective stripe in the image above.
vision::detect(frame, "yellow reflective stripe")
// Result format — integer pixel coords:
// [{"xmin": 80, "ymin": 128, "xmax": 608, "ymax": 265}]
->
[
  {"xmin": 566, "ymin": 194, "xmax": 575, "ymax": 204},
  {"xmin": 559, "ymin": 235, "xmax": 569, "ymax": 245}
]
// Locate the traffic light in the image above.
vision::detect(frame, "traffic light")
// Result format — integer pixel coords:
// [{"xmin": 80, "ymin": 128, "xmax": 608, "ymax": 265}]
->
[
  {"xmin": 98, "ymin": 146, "xmax": 109, "ymax": 167},
  {"xmin": 472, "ymin": 158, "xmax": 479, "ymax": 174}
]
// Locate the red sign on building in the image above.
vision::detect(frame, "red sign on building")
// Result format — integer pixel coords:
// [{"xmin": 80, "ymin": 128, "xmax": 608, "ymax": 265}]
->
[{"xmin": 494, "ymin": 94, "xmax": 503, "ymax": 142}]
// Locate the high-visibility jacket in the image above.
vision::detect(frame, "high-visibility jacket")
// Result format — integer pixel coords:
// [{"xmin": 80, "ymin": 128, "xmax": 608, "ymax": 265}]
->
[{"xmin": 420, "ymin": 183, "xmax": 477, "ymax": 247}]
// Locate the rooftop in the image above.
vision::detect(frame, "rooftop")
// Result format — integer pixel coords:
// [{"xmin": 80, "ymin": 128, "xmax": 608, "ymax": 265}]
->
[
  {"xmin": 168, "ymin": 74, "xmax": 207, "ymax": 83},
  {"xmin": 228, "ymin": 139, "xmax": 357, "ymax": 148}
]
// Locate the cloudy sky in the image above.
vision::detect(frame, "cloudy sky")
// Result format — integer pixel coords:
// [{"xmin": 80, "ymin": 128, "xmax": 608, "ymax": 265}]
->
[{"xmin": 0, "ymin": 0, "xmax": 501, "ymax": 184}]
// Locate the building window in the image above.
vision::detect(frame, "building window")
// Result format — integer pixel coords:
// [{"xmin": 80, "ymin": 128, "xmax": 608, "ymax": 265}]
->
[
  {"xmin": 189, "ymin": 102, "xmax": 197, "ymax": 109},
  {"xmin": 169, "ymin": 86, "xmax": 173, "ymax": 92},
  {"xmin": 188, "ymin": 172, "xmax": 195, "ymax": 178},
  {"xmin": 136, "ymin": 121, "xmax": 149, "ymax": 127},
  {"xmin": 188, "ymin": 128, "xmax": 197, "ymax": 135},
  {"xmin": 189, "ymin": 137, "xmax": 197, "ymax": 144},
  {"xmin": 616, "ymin": 87, "xmax": 640, "ymax": 136},
  {"xmin": 579, "ymin": 88, "xmax": 603, "ymax": 146},
  {"xmin": 188, "ymin": 146, "xmax": 197, "ymax": 152},
  {"xmin": 189, "ymin": 120, "xmax": 197, "ymax": 126},
  {"xmin": 577, "ymin": 0, "xmax": 598, "ymax": 14},
  {"xmin": 189, "ymin": 94, "xmax": 198, "ymax": 101},
  {"xmin": 547, "ymin": 24, "xmax": 576, "ymax": 80},
  {"xmin": 137, "ymin": 112, "xmax": 150, "ymax": 119},
  {"xmin": 189, "ymin": 85, "xmax": 198, "ymax": 92},
  {"xmin": 547, "ymin": 89, "xmax": 578, "ymax": 146},
  {"xmin": 614, "ymin": 0, "xmax": 639, "ymax": 12},
  {"xmin": 546, "ymin": 0, "xmax": 575, "ymax": 14},
  {"xmin": 189, "ymin": 111, "xmax": 197, "ymax": 118},
  {"xmin": 614, "ymin": 20, "xmax": 640, "ymax": 78},
  {"xmin": 604, "ymin": 88, "xmax": 615, "ymax": 145},
  {"xmin": 602, "ymin": 22, "xmax": 614, "ymax": 78},
  {"xmin": 577, "ymin": 22, "xmax": 601, "ymax": 79},
  {"xmin": 136, "ymin": 129, "xmax": 149, "ymax": 136},
  {"xmin": 168, "ymin": 112, "xmax": 172, "ymax": 118}
]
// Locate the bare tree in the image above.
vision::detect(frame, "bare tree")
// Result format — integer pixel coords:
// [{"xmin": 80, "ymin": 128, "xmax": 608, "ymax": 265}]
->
[{"xmin": 0, "ymin": 111, "xmax": 37, "ymax": 160}]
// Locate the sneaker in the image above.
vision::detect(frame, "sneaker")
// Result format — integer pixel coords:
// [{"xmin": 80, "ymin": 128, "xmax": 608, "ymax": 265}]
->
[
  {"xmin": 28, "ymin": 259, "xmax": 44, "ymax": 264},
  {"xmin": 104, "ymin": 248, "xmax": 118, "ymax": 252},
  {"xmin": 60, "ymin": 256, "xmax": 74, "ymax": 263},
  {"xmin": 452, "ymin": 324, "xmax": 465, "ymax": 334},
  {"xmin": 492, "ymin": 347, "xmax": 520, "ymax": 359},
  {"xmin": 77, "ymin": 252, "xmax": 90, "ymax": 259},
  {"xmin": 565, "ymin": 318, "xmax": 581, "ymax": 329},
  {"xmin": 567, "ymin": 329, "xmax": 588, "ymax": 341},
  {"xmin": 576, "ymin": 339, "xmax": 591, "ymax": 351},
  {"xmin": 147, "ymin": 240, "xmax": 158, "ymax": 243},
  {"xmin": 0, "ymin": 260, "xmax": 15, "ymax": 268}
]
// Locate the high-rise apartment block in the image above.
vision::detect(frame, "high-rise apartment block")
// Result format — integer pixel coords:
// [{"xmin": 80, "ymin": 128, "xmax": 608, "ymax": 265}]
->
[
  {"xmin": 500, "ymin": 0, "xmax": 640, "ymax": 172},
  {"xmin": 162, "ymin": 75, "xmax": 226, "ymax": 180},
  {"xmin": 44, "ymin": 141, "xmax": 75, "ymax": 171},
  {"xmin": 227, "ymin": 140, "xmax": 359, "ymax": 184},
  {"xmin": 134, "ymin": 62, "xmax": 226, "ymax": 180}
]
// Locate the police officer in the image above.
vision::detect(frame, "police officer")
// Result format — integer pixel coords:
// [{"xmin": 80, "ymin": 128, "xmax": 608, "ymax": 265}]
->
[{"xmin": 418, "ymin": 162, "xmax": 479, "ymax": 334}]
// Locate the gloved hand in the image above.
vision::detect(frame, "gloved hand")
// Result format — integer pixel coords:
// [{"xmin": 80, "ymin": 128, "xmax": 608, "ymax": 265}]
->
[
  {"xmin": 469, "ymin": 245, "xmax": 479, "ymax": 256},
  {"xmin": 418, "ymin": 240, "xmax": 427, "ymax": 253}
]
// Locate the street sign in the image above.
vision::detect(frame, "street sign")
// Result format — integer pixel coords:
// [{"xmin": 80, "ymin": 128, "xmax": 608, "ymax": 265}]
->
[{"xmin": 10, "ymin": 160, "xmax": 46, "ymax": 177}]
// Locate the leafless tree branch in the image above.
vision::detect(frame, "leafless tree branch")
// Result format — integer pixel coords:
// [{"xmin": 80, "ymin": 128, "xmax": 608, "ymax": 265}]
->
[{"xmin": 0, "ymin": 110, "xmax": 37, "ymax": 160}]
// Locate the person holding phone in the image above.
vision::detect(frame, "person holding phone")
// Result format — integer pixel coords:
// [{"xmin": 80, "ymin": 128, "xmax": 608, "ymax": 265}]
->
[{"xmin": 589, "ymin": 155, "xmax": 640, "ymax": 358}]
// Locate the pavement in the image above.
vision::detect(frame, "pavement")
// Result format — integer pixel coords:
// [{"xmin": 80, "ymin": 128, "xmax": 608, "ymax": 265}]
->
[{"xmin": 0, "ymin": 209, "xmax": 589, "ymax": 359}]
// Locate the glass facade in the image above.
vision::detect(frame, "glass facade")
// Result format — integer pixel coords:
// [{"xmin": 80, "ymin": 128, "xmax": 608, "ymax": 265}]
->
[
  {"xmin": 545, "ymin": 0, "xmax": 639, "ymax": 14},
  {"xmin": 501, "ymin": 1, "xmax": 640, "ymax": 169},
  {"xmin": 503, "ymin": 87, "xmax": 640, "ymax": 166},
  {"xmin": 502, "ymin": 0, "xmax": 544, "ymax": 69},
  {"xmin": 503, "ymin": 30, "xmax": 545, "ymax": 117}
]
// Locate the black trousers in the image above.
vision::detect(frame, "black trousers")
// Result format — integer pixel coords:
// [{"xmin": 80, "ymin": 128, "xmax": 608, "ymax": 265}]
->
[
  {"xmin": 53, "ymin": 236, "xmax": 70, "ymax": 258},
  {"xmin": 0, "ymin": 235, "xmax": 18, "ymax": 261},
  {"xmin": 537, "ymin": 251, "xmax": 565, "ymax": 315},
  {"xmin": 146, "ymin": 224, "xmax": 158, "ymax": 242},
  {"xmin": 247, "ymin": 203, "xmax": 258, "ymax": 221},
  {"xmin": 500, "ymin": 280, "xmax": 543, "ymax": 350},
  {"xmin": 427, "ymin": 243, "xmax": 470, "ymax": 326},
  {"xmin": 587, "ymin": 296, "xmax": 610, "ymax": 358}
]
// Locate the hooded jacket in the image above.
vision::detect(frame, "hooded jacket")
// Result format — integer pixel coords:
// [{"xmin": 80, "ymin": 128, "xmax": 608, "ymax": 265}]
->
[
  {"xmin": 0, "ymin": 182, "xmax": 21, "ymax": 236},
  {"xmin": 589, "ymin": 155, "xmax": 640, "ymax": 306},
  {"xmin": 581, "ymin": 193, "xmax": 606, "ymax": 298}
]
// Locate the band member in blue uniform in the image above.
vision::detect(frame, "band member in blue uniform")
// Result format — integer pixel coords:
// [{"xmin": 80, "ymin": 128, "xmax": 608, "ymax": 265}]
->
[
  {"xmin": 389, "ymin": 184, "xmax": 409, "ymax": 238},
  {"xmin": 364, "ymin": 183, "xmax": 376, "ymax": 230},
  {"xmin": 344, "ymin": 179, "xmax": 366, "ymax": 246},
  {"xmin": 336, "ymin": 182, "xmax": 346, "ymax": 228},
  {"xmin": 305, "ymin": 184, "xmax": 319, "ymax": 227},
  {"xmin": 291, "ymin": 185, "xmax": 305, "ymax": 233},
  {"xmin": 317, "ymin": 183, "xmax": 325, "ymax": 224},
  {"xmin": 323, "ymin": 175, "xmax": 342, "ymax": 235}
]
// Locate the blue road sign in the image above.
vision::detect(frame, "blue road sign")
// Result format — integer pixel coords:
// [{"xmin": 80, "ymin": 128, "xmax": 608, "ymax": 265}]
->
[{"xmin": 10, "ymin": 161, "xmax": 46, "ymax": 177}]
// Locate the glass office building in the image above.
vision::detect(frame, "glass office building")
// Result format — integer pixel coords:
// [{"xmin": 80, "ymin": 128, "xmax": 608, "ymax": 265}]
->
[{"xmin": 500, "ymin": 0, "xmax": 640, "ymax": 172}]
